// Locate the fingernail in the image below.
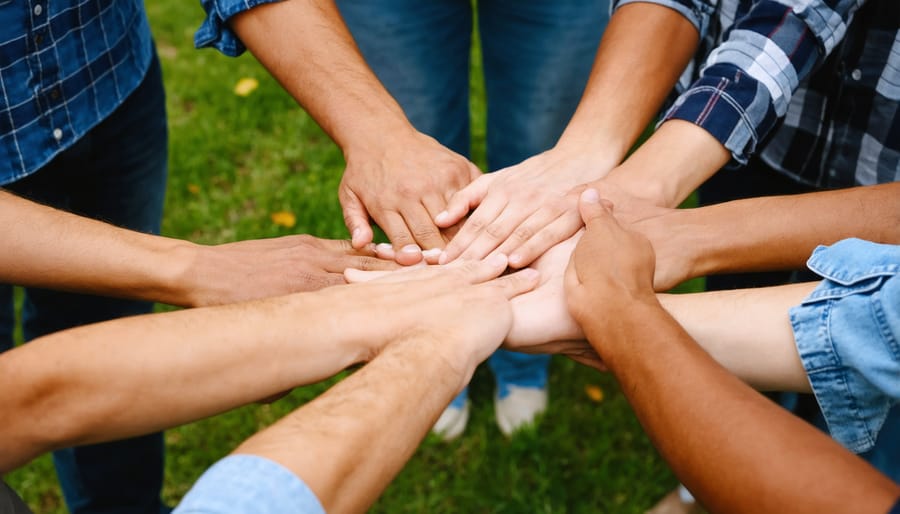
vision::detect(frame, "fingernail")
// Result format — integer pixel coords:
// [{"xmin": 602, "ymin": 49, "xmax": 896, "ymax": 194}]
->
[
  {"xmin": 401, "ymin": 244, "xmax": 421, "ymax": 253},
  {"xmin": 352, "ymin": 227, "xmax": 362, "ymax": 241},
  {"xmin": 520, "ymin": 268, "xmax": 540, "ymax": 281},
  {"xmin": 376, "ymin": 243, "xmax": 393, "ymax": 253},
  {"xmin": 581, "ymin": 188, "xmax": 601, "ymax": 204},
  {"xmin": 509, "ymin": 253, "xmax": 523, "ymax": 265},
  {"xmin": 438, "ymin": 252, "xmax": 449, "ymax": 265},
  {"xmin": 488, "ymin": 253, "xmax": 508, "ymax": 267},
  {"xmin": 422, "ymin": 248, "xmax": 442, "ymax": 259},
  {"xmin": 435, "ymin": 211, "xmax": 449, "ymax": 224}
]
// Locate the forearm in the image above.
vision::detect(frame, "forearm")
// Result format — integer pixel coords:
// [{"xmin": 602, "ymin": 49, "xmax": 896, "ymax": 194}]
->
[
  {"xmin": 554, "ymin": 3, "xmax": 700, "ymax": 174},
  {"xmin": 653, "ymin": 183, "xmax": 900, "ymax": 277},
  {"xmin": 0, "ymin": 289, "xmax": 372, "ymax": 472},
  {"xmin": 602, "ymin": 119, "xmax": 730, "ymax": 206},
  {"xmin": 0, "ymin": 190, "xmax": 202, "ymax": 306},
  {"xmin": 234, "ymin": 336, "xmax": 470, "ymax": 514},
  {"xmin": 230, "ymin": 0, "xmax": 416, "ymax": 154},
  {"xmin": 586, "ymin": 301, "xmax": 900, "ymax": 514},
  {"xmin": 658, "ymin": 283, "xmax": 815, "ymax": 391}
]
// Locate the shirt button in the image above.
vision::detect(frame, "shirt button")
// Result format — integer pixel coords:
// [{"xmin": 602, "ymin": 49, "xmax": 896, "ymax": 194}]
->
[
  {"xmin": 851, "ymin": 69, "xmax": 862, "ymax": 81},
  {"xmin": 52, "ymin": 128, "xmax": 63, "ymax": 141},
  {"xmin": 33, "ymin": 4, "xmax": 43, "ymax": 15}
]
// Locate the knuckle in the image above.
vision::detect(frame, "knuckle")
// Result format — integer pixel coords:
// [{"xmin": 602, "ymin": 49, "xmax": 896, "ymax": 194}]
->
[
  {"xmin": 484, "ymin": 223, "xmax": 507, "ymax": 240},
  {"xmin": 512, "ymin": 225, "xmax": 535, "ymax": 242}
]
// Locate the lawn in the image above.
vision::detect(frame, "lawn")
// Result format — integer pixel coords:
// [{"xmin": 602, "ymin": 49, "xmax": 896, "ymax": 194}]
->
[{"xmin": 6, "ymin": 3, "xmax": 696, "ymax": 512}]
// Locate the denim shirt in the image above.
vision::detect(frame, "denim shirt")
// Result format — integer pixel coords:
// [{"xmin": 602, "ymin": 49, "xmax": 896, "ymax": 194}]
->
[
  {"xmin": 0, "ymin": 0, "xmax": 153, "ymax": 184},
  {"xmin": 174, "ymin": 454, "xmax": 325, "ymax": 514},
  {"xmin": 195, "ymin": 0, "xmax": 281, "ymax": 57},
  {"xmin": 615, "ymin": 0, "xmax": 899, "ymax": 187},
  {"xmin": 790, "ymin": 238, "xmax": 900, "ymax": 453}
]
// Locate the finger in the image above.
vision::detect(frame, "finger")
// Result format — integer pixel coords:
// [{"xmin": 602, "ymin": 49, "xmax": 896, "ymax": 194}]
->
[
  {"xmin": 400, "ymin": 203, "xmax": 447, "ymax": 252},
  {"xmin": 325, "ymin": 254, "xmax": 399, "ymax": 274},
  {"xmin": 455, "ymin": 205, "xmax": 531, "ymax": 263},
  {"xmin": 483, "ymin": 267, "xmax": 541, "ymax": 300},
  {"xmin": 374, "ymin": 243, "xmax": 396, "ymax": 260},
  {"xmin": 344, "ymin": 268, "xmax": 394, "ymax": 283},
  {"xmin": 376, "ymin": 211, "xmax": 423, "ymax": 266},
  {"xmin": 438, "ymin": 194, "xmax": 508, "ymax": 264},
  {"xmin": 435, "ymin": 174, "xmax": 493, "ymax": 228},
  {"xmin": 310, "ymin": 237, "xmax": 380, "ymax": 258},
  {"xmin": 578, "ymin": 188, "xmax": 615, "ymax": 226},
  {"xmin": 340, "ymin": 188, "xmax": 374, "ymax": 249},
  {"xmin": 503, "ymin": 211, "xmax": 583, "ymax": 269}
]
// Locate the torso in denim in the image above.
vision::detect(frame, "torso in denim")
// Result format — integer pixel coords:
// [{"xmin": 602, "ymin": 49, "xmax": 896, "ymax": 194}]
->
[{"xmin": 0, "ymin": 0, "xmax": 153, "ymax": 184}]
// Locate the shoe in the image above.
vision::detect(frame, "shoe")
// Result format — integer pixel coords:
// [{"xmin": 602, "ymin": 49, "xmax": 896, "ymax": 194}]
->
[
  {"xmin": 645, "ymin": 487, "xmax": 706, "ymax": 514},
  {"xmin": 494, "ymin": 385, "xmax": 547, "ymax": 437},
  {"xmin": 432, "ymin": 399, "xmax": 470, "ymax": 441}
]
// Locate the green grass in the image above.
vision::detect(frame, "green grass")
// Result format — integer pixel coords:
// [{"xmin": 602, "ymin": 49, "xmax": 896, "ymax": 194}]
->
[{"xmin": 4, "ymin": 3, "xmax": 701, "ymax": 512}]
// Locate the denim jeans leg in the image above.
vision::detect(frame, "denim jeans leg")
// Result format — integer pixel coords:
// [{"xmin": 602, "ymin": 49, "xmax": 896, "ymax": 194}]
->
[
  {"xmin": 480, "ymin": 0, "xmax": 608, "ymax": 390},
  {"xmin": 337, "ymin": 0, "xmax": 472, "ymax": 156},
  {"xmin": 0, "ymin": 284, "xmax": 14, "ymax": 352},
  {"xmin": 5, "ymin": 50, "xmax": 169, "ymax": 514}
]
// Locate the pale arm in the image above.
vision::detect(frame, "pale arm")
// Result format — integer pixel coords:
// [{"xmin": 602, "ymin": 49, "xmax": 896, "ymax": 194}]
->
[{"xmin": 435, "ymin": 2, "xmax": 700, "ymax": 267}]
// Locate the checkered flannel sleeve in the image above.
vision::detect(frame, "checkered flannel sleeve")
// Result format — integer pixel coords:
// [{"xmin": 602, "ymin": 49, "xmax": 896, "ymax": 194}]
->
[{"xmin": 657, "ymin": 0, "xmax": 866, "ymax": 164}]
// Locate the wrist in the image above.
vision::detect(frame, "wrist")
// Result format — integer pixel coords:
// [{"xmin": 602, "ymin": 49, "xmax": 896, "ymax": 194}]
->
[
  {"xmin": 339, "ymin": 113, "xmax": 420, "ymax": 162},
  {"xmin": 581, "ymin": 295, "xmax": 664, "ymax": 362},
  {"xmin": 551, "ymin": 135, "xmax": 625, "ymax": 182}
]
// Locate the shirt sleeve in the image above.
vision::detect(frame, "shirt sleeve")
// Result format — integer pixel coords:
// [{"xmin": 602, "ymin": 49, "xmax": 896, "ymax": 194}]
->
[
  {"xmin": 789, "ymin": 238, "xmax": 900, "ymax": 454},
  {"xmin": 612, "ymin": 0, "xmax": 716, "ymax": 39},
  {"xmin": 173, "ymin": 454, "xmax": 326, "ymax": 514},
  {"xmin": 661, "ymin": 0, "xmax": 866, "ymax": 164},
  {"xmin": 195, "ymin": 0, "xmax": 282, "ymax": 57}
]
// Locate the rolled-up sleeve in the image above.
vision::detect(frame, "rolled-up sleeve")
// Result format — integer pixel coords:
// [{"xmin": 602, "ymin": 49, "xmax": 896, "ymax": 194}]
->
[
  {"xmin": 661, "ymin": 0, "xmax": 865, "ymax": 164},
  {"xmin": 195, "ymin": 0, "xmax": 282, "ymax": 57},
  {"xmin": 173, "ymin": 454, "xmax": 326, "ymax": 514},
  {"xmin": 612, "ymin": 0, "xmax": 716, "ymax": 39},
  {"xmin": 789, "ymin": 238, "xmax": 900, "ymax": 454}
]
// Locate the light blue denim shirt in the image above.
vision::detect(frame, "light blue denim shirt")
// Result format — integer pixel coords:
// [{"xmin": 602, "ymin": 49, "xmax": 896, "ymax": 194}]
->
[
  {"xmin": 790, "ymin": 238, "xmax": 900, "ymax": 454},
  {"xmin": 174, "ymin": 454, "xmax": 325, "ymax": 514}
]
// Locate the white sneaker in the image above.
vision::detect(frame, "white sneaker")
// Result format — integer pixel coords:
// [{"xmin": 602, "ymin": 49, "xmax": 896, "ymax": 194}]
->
[
  {"xmin": 431, "ymin": 399, "xmax": 470, "ymax": 441},
  {"xmin": 494, "ymin": 386, "xmax": 548, "ymax": 437}
]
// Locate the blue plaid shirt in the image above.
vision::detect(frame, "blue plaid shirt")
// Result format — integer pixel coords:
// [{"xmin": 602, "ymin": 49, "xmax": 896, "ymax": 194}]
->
[
  {"xmin": 0, "ymin": 0, "xmax": 153, "ymax": 185},
  {"xmin": 616, "ymin": 0, "xmax": 900, "ymax": 188}
]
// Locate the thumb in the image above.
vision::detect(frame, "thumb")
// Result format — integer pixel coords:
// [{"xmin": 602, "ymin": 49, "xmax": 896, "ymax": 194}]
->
[
  {"xmin": 435, "ymin": 174, "xmax": 492, "ymax": 228},
  {"xmin": 341, "ymin": 188, "xmax": 374, "ymax": 249},
  {"xmin": 577, "ymin": 188, "xmax": 615, "ymax": 225}
]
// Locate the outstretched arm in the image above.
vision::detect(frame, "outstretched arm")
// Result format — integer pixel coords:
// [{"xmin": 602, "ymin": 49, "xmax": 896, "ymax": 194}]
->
[
  {"xmin": 175, "ymin": 261, "xmax": 539, "ymax": 514},
  {"xmin": 0, "ymin": 257, "xmax": 537, "ymax": 473},
  {"xmin": 565, "ymin": 189, "xmax": 900, "ymax": 514},
  {"xmin": 221, "ymin": 0, "xmax": 479, "ymax": 256},
  {"xmin": 0, "ymin": 189, "xmax": 396, "ymax": 307}
]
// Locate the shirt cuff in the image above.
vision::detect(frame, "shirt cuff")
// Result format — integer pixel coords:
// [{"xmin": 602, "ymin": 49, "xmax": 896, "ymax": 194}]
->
[
  {"xmin": 195, "ymin": 0, "xmax": 282, "ymax": 57},
  {"xmin": 174, "ymin": 454, "xmax": 325, "ymax": 514},
  {"xmin": 661, "ymin": 63, "xmax": 778, "ymax": 164},
  {"xmin": 789, "ymin": 239, "xmax": 900, "ymax": 454}
]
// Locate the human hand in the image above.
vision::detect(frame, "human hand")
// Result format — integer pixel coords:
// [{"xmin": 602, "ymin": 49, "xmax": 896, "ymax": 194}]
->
[
  {"xmin": 436, "ymin": 148, "xmax": 614, "ymax": 268},
  {"xmin": 565, "ymin": 189, "xmax": 658, "ymax": 338},
  {"xmin": 182, "ymin": 235, "xmax": 398, "ymax": 307},
  {"xmin": 503, "ymin": 234, "xmax": 605, "ymax": 371},
  {"xmin": 339, "ymin": 129, "xmax": 481, "ymax": 264},
  {"xmin": 342, "ymin": 256, "xmax": 540, "ymax": 386}
]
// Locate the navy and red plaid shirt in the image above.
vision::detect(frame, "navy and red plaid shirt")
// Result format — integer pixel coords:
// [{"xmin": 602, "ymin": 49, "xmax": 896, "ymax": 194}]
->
[{"xmin": 616, "ymin": 0, "xmax": 899, "ymax": 188}]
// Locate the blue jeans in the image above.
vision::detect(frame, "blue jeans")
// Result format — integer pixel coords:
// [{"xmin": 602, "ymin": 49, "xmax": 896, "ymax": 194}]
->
[
  {"xmin": 0, "ymin": 51, "xmax": 169, "ymax": 513},
  {"xmin": 338, "ymin": 0, "xmax": 609, "ymax": 400}
]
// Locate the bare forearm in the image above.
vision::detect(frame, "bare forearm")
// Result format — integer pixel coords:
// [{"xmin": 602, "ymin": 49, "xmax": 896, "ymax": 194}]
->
[
  {"xmin": 603, "ymin": 119, "xmax": 730, "ymax": 206},
  {"xmin": 658, "ymin": 183, "xmax": 900, "ymax": 277},
  {"xmin": 555, "ymin": 3, "xmax": 699, "ymax": 171},
  {"xmin": 658, "ymin": 283, "xmax": 815, "ymax": 391},
  {"xmin": 234, "ymin": 337, "xmax": 468, "ymax": 514},
  {"xmin": 231, "ymin": 0, "xmax": 415, "ymax": 153},
  {"xmin": 0, "ymin": 289, "xmax": 371, "ymax": 472},
  {"xmin": 0, "ymin": 190, "xmax": 201, "ymax": 306},
  {"xmin": 586, "ymin": 301, "xmax": 900, "ymax": 514}
]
